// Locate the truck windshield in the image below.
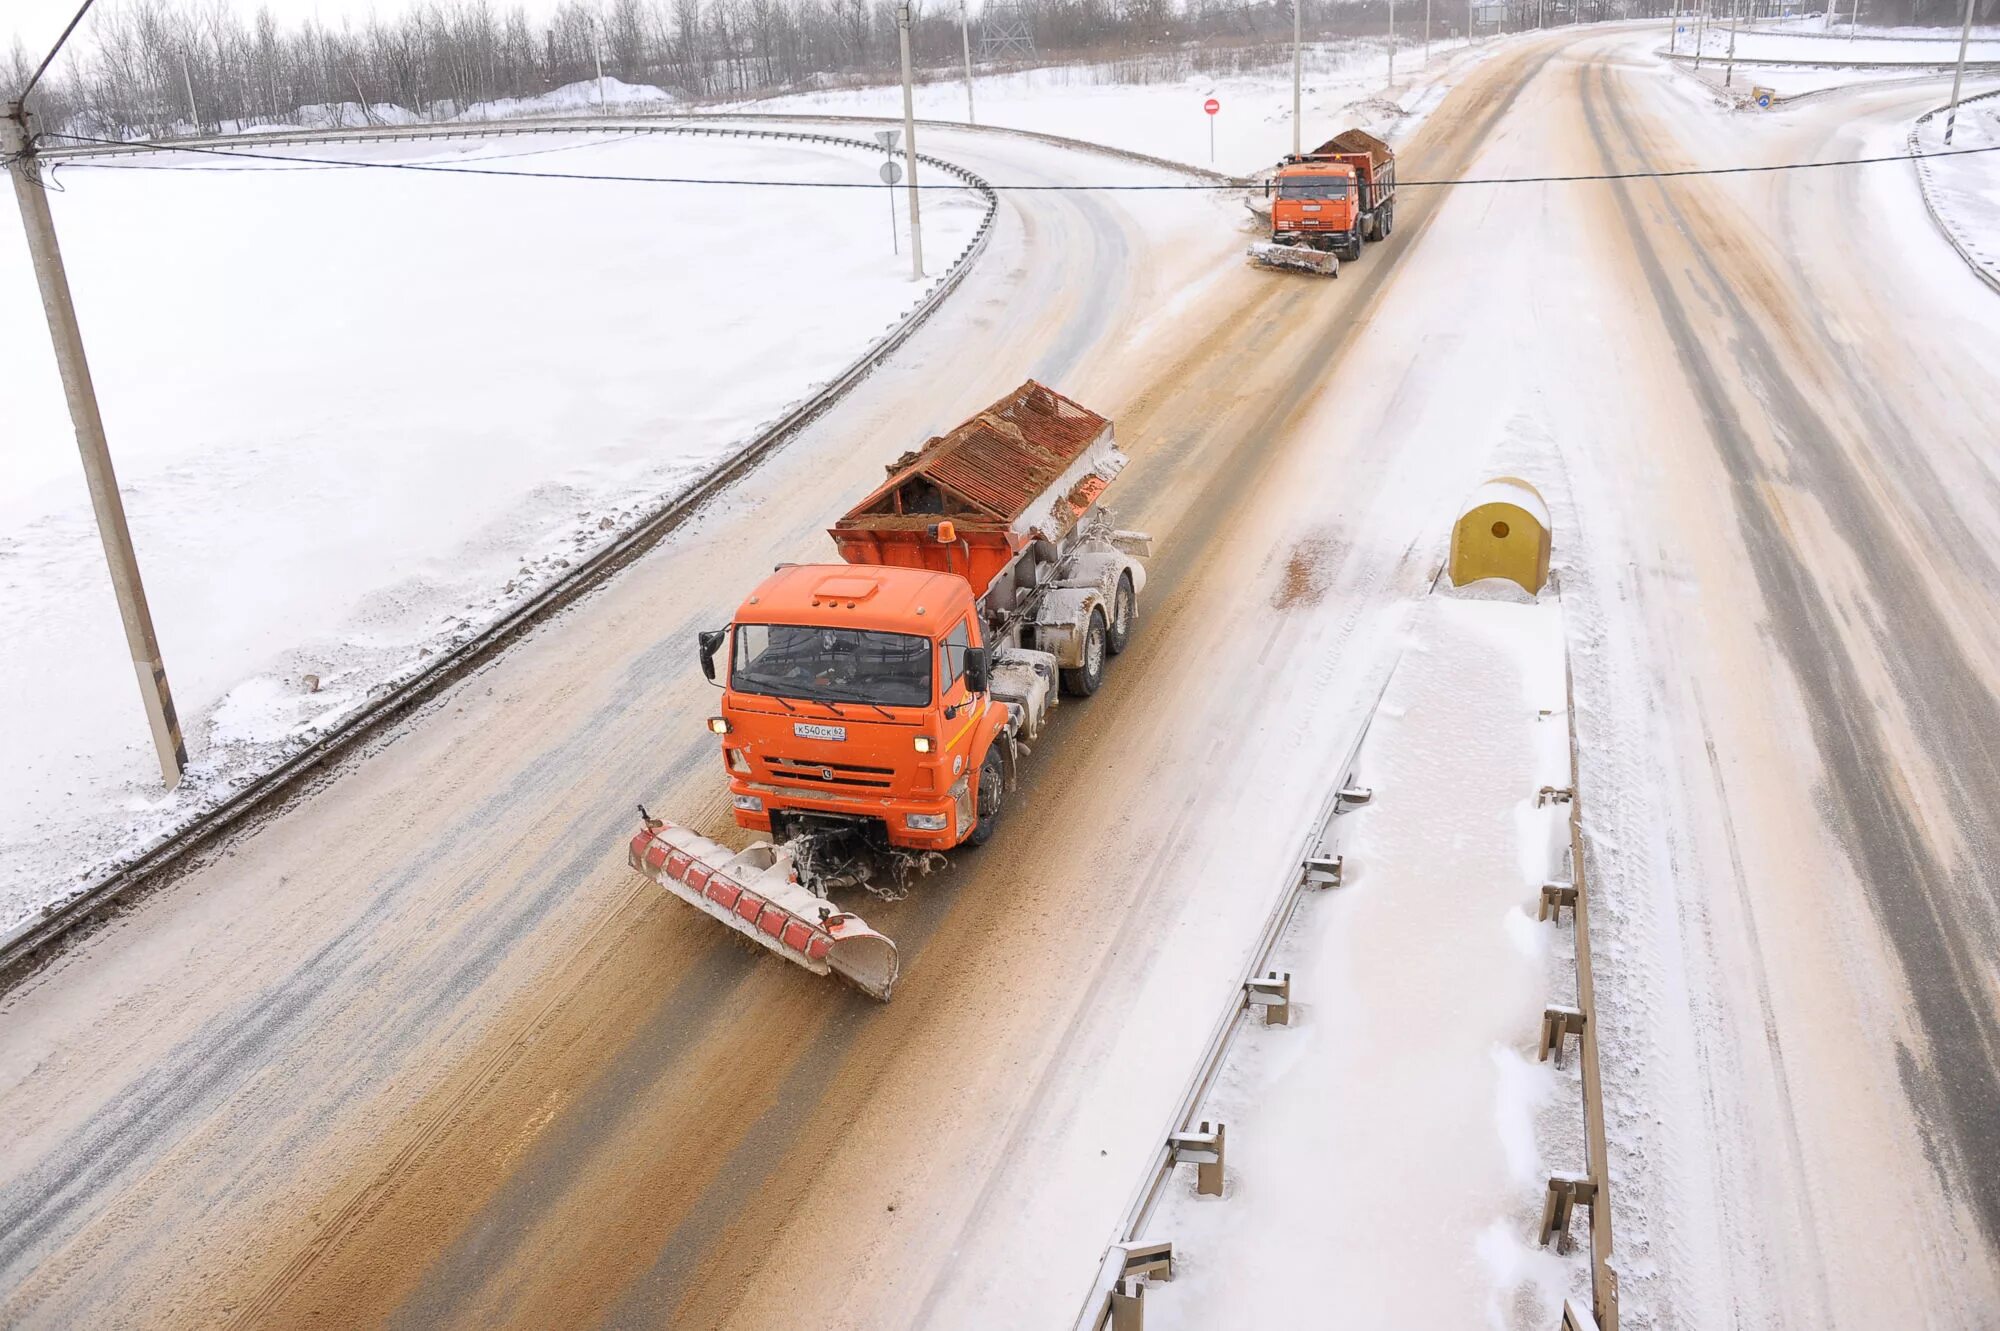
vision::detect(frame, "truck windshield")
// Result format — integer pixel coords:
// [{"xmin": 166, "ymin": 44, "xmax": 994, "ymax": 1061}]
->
[
  {"xmin": 731, "ymin": 624, "xmax": 933, "ymax": 708},
  {"xmin": 1279, "ymin": 177, "xmax": 1349, "ymax": 200}
]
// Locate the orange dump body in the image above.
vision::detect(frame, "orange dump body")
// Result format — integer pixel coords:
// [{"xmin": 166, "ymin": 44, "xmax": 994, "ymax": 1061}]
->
[{"xmin": 718, "ymin": 381, "xmax": 1115, "ymax": 852}]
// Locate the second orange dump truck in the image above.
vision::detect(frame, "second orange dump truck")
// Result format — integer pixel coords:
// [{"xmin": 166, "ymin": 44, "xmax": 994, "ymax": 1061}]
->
[
  {"xmin": 626, "ymin": 381, "xmax": 1150, "ymax": 1000},
  {"xmin": 1249, "ymin": 128, "xmax": 1399, "ymax": 276}
]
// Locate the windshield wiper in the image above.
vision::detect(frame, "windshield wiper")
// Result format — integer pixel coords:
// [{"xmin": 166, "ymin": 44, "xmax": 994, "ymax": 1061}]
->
[{"xmin": 798, "ymin": 681, "xmax": 899, "ymax": 722}]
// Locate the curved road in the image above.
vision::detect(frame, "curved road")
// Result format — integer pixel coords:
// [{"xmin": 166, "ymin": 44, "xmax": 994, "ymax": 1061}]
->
[{"xmin": 4, "ymin": 30, "xmax": 1999, "ymax": 1331}]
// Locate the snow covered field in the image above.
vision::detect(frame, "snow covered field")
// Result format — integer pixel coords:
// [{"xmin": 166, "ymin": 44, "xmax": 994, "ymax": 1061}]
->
[
  {"xmin": 730, "ymin": 38, "xmax": 1494, "ymax": 176},
  {"xmin": 0, "ymin": 130, "xmax": 982, "ymax": 933},
  {"xmin": 1913, "ymin": 93, "xmax": 2000, "ymax": 288}
]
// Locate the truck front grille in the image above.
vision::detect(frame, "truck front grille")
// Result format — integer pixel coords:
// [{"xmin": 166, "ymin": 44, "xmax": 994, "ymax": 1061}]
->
[{"xmin": 765, "ymin": 756, "xmax": 897, "ymax": 789}]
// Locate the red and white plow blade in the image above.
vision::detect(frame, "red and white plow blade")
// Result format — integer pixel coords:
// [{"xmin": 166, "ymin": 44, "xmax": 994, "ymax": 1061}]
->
[{"xmin": 627, "ymin": 821, "xmax": 900, "ymax": 1000}]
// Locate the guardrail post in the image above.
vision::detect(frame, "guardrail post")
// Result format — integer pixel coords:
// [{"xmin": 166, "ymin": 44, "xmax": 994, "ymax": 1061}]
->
[
  {"xmin": 1538, "ymin": 1172, "xmax": 1598, "ymax": 1254},
  {"xmin": 1537, "ymin": 880, "xmax": 1577, "ymax": 923},
  {"xmin": 1559, "ymin": 1296, "xmax": 1602, "ymax": 1331},
  {"xmin": 1245, "ymin": 970, "xmax": 1291, "ymax": 1025},
  {"xmin": 1538, "ymin": 1004, "xmax": 1585, "ymax": 1069},
  {"xmin": 1168, "ymin": 1122, "xmax": 1225, "ymax": 1196},
  {"xmin": 1335, "ymin": 784, "xmax": 1374, "ymax": 812},
  {"xmin": 1110, "ymin": 1277, "xmax": 1146, "ymax": 1330},
  {"xmin": 1303, "ymin": 854, "xmax": 1343, "ymax": 888},
  {"xmin": 1537, "ymin": 784, "xmax": 1575, "ymax": 807}
]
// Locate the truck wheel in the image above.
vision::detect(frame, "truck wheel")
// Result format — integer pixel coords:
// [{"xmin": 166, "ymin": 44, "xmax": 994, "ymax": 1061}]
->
[
  {"xmin": 1381, "ymin": 204, "xmax": 1394, "ymax": 238},
  {"xmin": 967, "ymin": 746, "xmax": 1004, "ymax": 847},
  {"xmin": 1060, "ymin": 608, "xmax": 1108, "ymax": 697},
  {"xmin": 1107, "ymin": 572, "xmax": 1136, "ymax": 656}
]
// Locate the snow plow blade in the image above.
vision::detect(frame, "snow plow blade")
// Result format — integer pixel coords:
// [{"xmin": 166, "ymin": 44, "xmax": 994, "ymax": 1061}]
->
[
  {"xmin": 628, "ymin": 819, "xmax": 899, "ymax": 1000},
  {"xmin": 1248, "ymin": 242, "xmax": 1339, "ymax": 276}
]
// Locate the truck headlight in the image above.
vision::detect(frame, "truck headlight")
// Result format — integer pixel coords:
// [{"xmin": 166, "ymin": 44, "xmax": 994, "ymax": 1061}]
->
[
  {"xmin": 708, "ymin": 717, "xmax": 730, "ymax": 735},
  {"xmin": 733, "ymin": 794, "xmax": 764, "ymax": 813},
  {"xmin": 914, "ymin": 735, "xmax": 934, "ymax": 753},
  {"xmin": 905, "ymin": 812, "xmax": 949, "ymax": 831}
]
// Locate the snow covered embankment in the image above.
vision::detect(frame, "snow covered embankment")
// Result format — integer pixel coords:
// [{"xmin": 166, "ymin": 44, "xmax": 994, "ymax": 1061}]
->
[
  {"xmin": 1147, "ymin": 591, "xmax": 1591, "ymax": 1330},
  {"xmin": 730, "ymin": 39, "xmax": 1494, "ymax": 177},
  {"xmin": 1911, "ymin": 91, "xmax": 2000, "ymax": 294},
  {"xmin": 0, "ymin": 130, "xmax": 985, "ymax": 936}
]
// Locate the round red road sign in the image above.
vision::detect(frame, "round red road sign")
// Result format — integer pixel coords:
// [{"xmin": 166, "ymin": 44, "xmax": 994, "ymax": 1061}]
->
[{"xmin": 1204, "ymin": 97, "xmax": 1220, "ymax": 116}]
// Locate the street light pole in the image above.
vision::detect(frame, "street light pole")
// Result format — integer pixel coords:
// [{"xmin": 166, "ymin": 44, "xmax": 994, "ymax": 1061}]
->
[
  {"xmin": 4, "ymin": 102, "xmax": 188, "ymax": 787},
  {"xmin": 1292, "ymin": 0, "xmax": 1303, "ymax": 156},
  {"xmin": 959, "ymin": 0, "xmax": 976, "ymax": 125},
  {"xmin": 1388, "ymin": 0, "xmax": 1397, "ymax": 88},
  {"xmin": 1943, "ymin": 0, "xmax": 1977, "ymax": 144},
  {"xmin": 1724, "ymin": 0, "xmax": 1739, "ymax": 87},
  {"xmin": 896, "ymin": 4, "xmax": 925, "ymax": 280}
]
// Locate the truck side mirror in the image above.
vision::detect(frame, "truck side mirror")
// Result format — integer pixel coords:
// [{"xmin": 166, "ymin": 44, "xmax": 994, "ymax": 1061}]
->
[
  {"xmin": 964, "ymin": 646, "xmax": 991, "ymax": 694},
  {"xmin": 698, "ymin": 628, "xmax": 726, "ymax": 684}
]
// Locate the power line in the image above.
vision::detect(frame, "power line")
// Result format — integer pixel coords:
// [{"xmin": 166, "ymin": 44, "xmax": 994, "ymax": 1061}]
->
[{"xmin": 36, "ymin": 128, "xmax": 2000, "ymax": 190}]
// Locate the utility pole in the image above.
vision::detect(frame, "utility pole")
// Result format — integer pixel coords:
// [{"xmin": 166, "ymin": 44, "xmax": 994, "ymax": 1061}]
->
[
  {"xmin": 180, "ymin": 51, "xmax": 199, "ymax": 132},
  {"xmin": 1292, "ymin": 0, "xmax": 1303, "ymax": 156},
  {"xmin": 1424, "ymin": 0, "xmax": 1432, "ymax": 66},
  {"xmin": 592, "ymin": 13, "xmax": 606, "ymax": 110},
  {"xmin": 896, "ymin": 4, "xmax": 924, "ymax": 280},
  {"xmin": 1724, "ymin": 0, "xmax": 1739, "ymax": 87},
  {"xmin": 1943, "ymin": 0, "xmax": 1976, "ymax": 143},
  {"xmin": 1388, "ymin": 0, "xmax": 1397, "ymax": 88},
  {"xmin": 959, "ymin": 0, "xmax": 976, "ymax": 124},
  {"xmin": 4, "ymin": 102, "xmax": 188, "ymax": 787}
]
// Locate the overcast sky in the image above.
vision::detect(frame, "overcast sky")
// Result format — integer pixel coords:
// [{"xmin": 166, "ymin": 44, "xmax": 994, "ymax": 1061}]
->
[{"xmin": 10, "ymin": 0, "xmax": 569, "ymax": 60}]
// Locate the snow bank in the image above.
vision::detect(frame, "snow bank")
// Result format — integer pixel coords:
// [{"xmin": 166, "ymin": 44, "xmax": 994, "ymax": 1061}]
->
[
  {"xmin": 0, "ymin": 130, "xmax": 983, "ymax": 932},
  {"xmin": 1148, "ymin": 594, "xmax": 1587, "ymax": 1330},
  {"xmin": 1912, "ymin": 92, "xmax": 2000, "ymax": 291}
]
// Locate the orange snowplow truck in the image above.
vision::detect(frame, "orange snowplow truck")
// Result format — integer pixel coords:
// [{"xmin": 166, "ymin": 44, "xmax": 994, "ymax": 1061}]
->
[
  {"xmin": 625, "ymin": 382, "xmax": 1150, "ymax": 1000},
  {"xmin": 1252, "ymin": 128, "xmax": 1397, "ymax": 274}
]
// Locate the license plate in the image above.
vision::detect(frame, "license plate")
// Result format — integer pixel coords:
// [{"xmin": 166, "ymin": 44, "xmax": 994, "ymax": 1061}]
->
[{"xmin": 792, "ymin": 722, "xmax": 847, "ymax": 741}]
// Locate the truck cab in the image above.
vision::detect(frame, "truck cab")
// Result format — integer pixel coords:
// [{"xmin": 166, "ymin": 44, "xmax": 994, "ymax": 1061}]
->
[
  {"xmin": 1272, "ymin": 162, "xmax": 1363, "ymax": 255},
  {"xmin": 703, "ymin": 562, "xmax": 1007, "ymax": 854}
]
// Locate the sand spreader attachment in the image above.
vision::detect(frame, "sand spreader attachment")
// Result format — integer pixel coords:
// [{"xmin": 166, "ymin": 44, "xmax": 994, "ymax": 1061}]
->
[
  {"xmin": 1248, "ymin": 242, "xmax": 1340, "ymax": 276},
  {"xmin": 628, "ymin": 818, "xmax": 900, "ymax": 1000}
]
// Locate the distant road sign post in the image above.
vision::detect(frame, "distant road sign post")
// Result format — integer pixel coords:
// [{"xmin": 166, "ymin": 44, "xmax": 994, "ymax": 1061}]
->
[
  {"xmin": 1204, "ymin": 96, "xmax": 1220, "ymax": 164},
  {"xmin": 880, "ymin": 157, "xmax": 904, "ymax": 254}
]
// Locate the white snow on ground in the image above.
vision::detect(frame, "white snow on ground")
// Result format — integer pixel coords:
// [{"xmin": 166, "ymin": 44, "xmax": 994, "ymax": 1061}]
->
[
  {"xmin": 1912, "ymin": 93, "xmax": 2000, "ymax": 287},
  {"xmin": 730, "ymin": 38, "xmax": 1497, "ymax": 175},
  {"xmin": 0, "ymin": 130, "xmax": 981, "ymax": 934},
  {"xmin": 1664, "ymin": 24, "xmax": 2000, "ymax": 98},
  {"xmin": 1147, "ymin": 592, "xmax": 1587, "ymax": 1331}
]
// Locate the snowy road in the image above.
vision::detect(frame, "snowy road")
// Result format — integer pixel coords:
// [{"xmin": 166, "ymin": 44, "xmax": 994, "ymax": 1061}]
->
[{"xmin": 3, "ymin": 28, "xmax": 1999, "ymax": 1331}]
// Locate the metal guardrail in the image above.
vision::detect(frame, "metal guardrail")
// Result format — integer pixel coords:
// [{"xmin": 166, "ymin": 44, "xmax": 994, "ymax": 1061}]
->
[
  {"xmin": 0, "ymin": 120, "xmax": 999, "ymax": 986},
  {"xmin": 1908, "ymin": 86, "xmax": 2000, "ymax": 297},
  {"xmin": 1069, "ymin": 659, "xmax": 1398, "ymax": 1331},
  {"xmin": 1561, "ymin": 629, "xmax": 1619, "ymax": 1331}
]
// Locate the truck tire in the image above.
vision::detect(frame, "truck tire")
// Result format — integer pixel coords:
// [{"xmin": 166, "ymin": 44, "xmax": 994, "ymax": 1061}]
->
[
  {"xmin": 1380, "ymin": 203, "xmax": 1394, "ymax": 238},
  {"xmin": 1107, "ymin": 572, "xmax": 1136, "ymax": 655},
  {"xmin": 1060, "ymin": 608, "xmax": 1108, "ymax": 697},
  {"xmin": 967, "ymin": 745, "xmax": 1004, "ymax": 847}
]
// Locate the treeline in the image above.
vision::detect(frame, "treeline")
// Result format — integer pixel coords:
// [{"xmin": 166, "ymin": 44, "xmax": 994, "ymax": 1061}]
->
[
  {"xmin": 2, "ymin": 0, "xmax": 1370, "ymax": 138},
  {"xmin": 8, "ymin": 0, "xmax": 1974, "ymax": 142}
]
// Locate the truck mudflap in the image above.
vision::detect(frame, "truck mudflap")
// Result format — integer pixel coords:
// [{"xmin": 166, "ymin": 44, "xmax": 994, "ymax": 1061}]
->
[
  {"xmin": 628, "ymin": 819, "xmax": 899, "ymax": 1000},
  {"xmin": 1248, "ymin": 241, "xmax": 1339, "ymax": 276}
]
